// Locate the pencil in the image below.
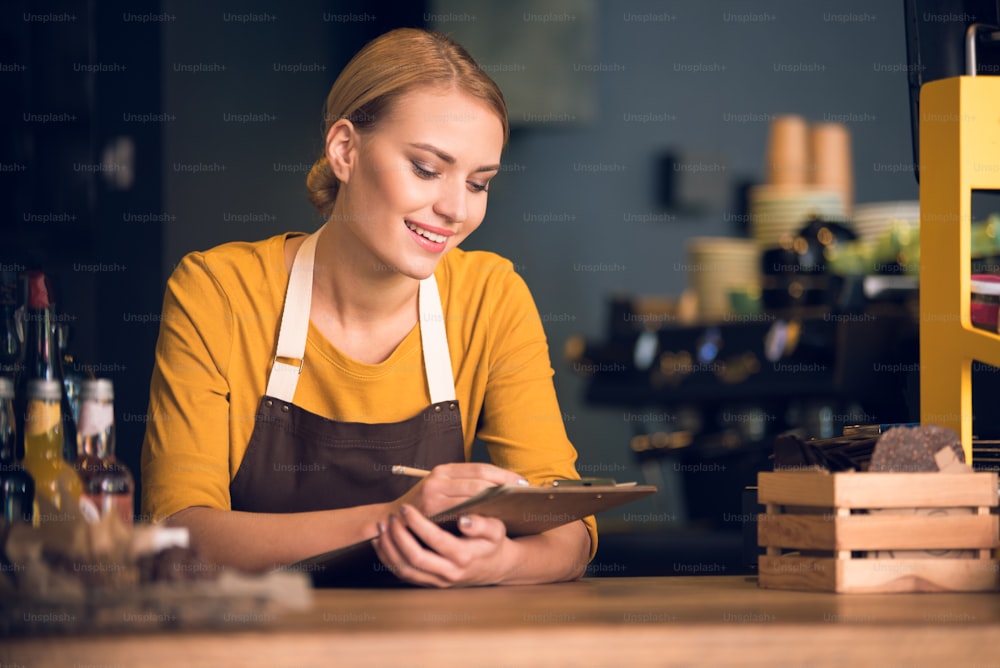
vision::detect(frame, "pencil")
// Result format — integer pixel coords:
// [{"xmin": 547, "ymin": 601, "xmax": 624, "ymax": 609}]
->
[{"xmin": 391, "ymin": 465, "xmax": 431, "ymax": 478}]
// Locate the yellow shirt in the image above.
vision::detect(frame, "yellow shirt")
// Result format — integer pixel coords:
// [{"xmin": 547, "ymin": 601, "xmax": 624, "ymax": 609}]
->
[{"xmin": 141, "ymin": 232, "xmax": 597, "ymax": 555}]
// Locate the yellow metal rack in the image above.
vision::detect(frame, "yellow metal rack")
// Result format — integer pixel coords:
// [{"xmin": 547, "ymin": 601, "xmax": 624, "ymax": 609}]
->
[{"xmin": 919, "ymin": 75, "xmax": 1000, "ymax": 464}]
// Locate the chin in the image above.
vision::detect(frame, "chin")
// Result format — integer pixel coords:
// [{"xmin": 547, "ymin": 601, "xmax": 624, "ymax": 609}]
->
[{"xmin": 394, "ymin": 258, "xmax": 443, "ymax": 282}]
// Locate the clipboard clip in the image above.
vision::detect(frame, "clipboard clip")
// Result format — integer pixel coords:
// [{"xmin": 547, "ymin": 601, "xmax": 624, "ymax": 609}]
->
[{"xmin": 550, "ymin": 477, "xmax": 625, "ymax": 487}]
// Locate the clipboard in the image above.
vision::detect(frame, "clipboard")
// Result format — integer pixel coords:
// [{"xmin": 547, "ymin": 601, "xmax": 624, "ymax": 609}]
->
[{"xmin": 286, "ymin": 482, "xmax": 657, "ymax": 587}]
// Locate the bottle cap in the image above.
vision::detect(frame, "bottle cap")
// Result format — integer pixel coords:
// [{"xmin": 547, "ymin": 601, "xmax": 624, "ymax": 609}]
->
[
  {"xmin": 0, "ymin": 377, "xmax": 12, "ymax": 399},
  {"xmin": 27, "ymin": 270, "xmax": 53, "ymax": 309},
  {"xmin": 80, "ymin": 378, "xmax": 114, "ymax": 402},
  {"xmin": 27, "ymin": 378, "xmax": 63, "ymax": 401}
]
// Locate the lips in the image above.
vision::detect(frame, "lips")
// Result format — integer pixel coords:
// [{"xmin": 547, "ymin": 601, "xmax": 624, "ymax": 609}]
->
[
  {"xmin": 405, "ymin": 221, "xmax": 448, "ymax": 244},
  {"xmin": 404, "ymin": 220, "xmax": 454, "ymax": 254}
]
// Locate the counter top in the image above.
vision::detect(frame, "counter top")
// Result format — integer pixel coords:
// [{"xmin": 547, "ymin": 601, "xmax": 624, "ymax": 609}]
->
[{"xmin": 6, "ymin": 575, "xmax": 1000, "ymax": 667}]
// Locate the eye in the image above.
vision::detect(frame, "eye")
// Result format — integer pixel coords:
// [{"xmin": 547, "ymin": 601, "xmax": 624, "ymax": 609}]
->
[
  {"xmin": 411, "ymin": 161, "xmax": 438, "ymax": 179},
  {"xmin": 468, "ymin": 181, "xmax": 489, "ymax": 193}
]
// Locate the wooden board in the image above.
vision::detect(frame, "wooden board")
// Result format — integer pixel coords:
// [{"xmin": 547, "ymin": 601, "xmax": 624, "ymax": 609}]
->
[
  {"xmin": 759, "ymin": 555, "xmax": 1000, "ymax": 593},
  {"xmin": 758, "ymin": 471, "xmax": 998, "ymax": 508},
  {"xmin": 758, "ymin": 512, "xmax": 997, "ymax": 551},
  {"xmin": 10, "ymin": 577, "xmax": 1000, "ymax": 666}
]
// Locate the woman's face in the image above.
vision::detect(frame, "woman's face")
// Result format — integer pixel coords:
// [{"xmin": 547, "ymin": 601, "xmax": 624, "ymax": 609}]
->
[{"xmin": 329, "ymin": 86, "xmax": 505, "ymax": 281}]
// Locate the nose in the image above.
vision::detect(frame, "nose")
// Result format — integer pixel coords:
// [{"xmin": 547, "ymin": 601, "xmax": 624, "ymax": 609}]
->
[{"xmin": 432, "ymin": 178, "xmax": 468, "ymax": 224}]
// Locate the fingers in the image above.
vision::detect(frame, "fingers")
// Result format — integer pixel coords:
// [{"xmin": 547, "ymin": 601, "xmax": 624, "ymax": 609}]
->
[
  {"xmin": 398, "ymin": 463, "xmax": 529, "ymax": 518},
  {"xmin": 432, "ymin": 462, "xmax": 529, "ymax": 487},
  {"xmin": 417, "ymin": 475, "xmax": 504, "ymax": 503},
  {"xmin": 373, "ymin": 513, "xmax": 454, "ymax": 588},
  {"xmin": 456, "ymin": 513, "xmax": 507, "ymax": 543},
  {"xmin": 372, "ymin": 505, "xmax": 508, "ymax": 588}
]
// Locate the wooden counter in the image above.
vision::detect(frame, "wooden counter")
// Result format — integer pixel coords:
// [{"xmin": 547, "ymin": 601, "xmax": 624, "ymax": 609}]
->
[{"xmin": 6, "ymin": 575, "xmax": 1000, "ymax": 667}]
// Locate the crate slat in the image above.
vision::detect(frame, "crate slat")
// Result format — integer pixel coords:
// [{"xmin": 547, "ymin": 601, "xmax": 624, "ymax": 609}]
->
[
  {"xmin": 760, "ymin": 556, "xmax": 1000, "ymax": 593},
  {"xmin": 758, "ymin": 512, "xmax": 997, "ymax": 551},
  {"xmin": 758, "ymin": 471, "xmax": 998, "ymax": 508}
]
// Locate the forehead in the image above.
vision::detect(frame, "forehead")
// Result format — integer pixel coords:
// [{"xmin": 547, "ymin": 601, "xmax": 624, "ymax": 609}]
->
[{"xmin": 374, "ymin": 87, "xmax": 504, "ymax": 159}]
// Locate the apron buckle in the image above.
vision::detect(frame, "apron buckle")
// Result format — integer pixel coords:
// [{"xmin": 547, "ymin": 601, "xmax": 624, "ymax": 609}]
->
[{"xmin": 274, "ymin": 355, "xmax": 305, "ymax": 374}]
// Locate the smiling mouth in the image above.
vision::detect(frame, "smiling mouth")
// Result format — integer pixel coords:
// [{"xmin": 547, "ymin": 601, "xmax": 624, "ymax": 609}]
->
[{"xmin": 405, "ymin": 221, "xmax": 448, "ymax": 244}]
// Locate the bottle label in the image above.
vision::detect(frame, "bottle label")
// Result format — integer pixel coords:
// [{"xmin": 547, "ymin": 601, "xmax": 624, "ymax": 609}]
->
[
  {"xmin": 25, "ymin": 400, "xmax": 60, "ymax": 436},
  {"xmin": 79, "ymin": 496, "xmax": 101, "ymax": 524},
  {"xmin": 78, "ymin": 400, "xmax": 113, "ymax": 437}
]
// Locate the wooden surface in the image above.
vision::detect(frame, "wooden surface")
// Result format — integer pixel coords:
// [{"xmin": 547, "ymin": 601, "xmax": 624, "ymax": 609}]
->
[{"xmin": 6, "ymin": 575, "xmax": 1000, "ymax": 667}]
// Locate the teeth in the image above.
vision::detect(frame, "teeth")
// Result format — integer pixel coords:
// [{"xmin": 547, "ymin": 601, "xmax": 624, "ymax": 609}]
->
[{"xmin": 406, "ymin": 222, "xmax": 446, "ymax": 244}]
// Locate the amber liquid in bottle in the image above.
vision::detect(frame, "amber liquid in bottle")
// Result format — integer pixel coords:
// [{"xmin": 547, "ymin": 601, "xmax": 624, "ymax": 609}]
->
[
  {"xmin": 74, "ymin": 379, "xmax": 133, "ymax": 526},
  {"xmin": 17, "ymin": 271, "xmax": 78, "ymax": 464},
  {"xmin": 22, "ymin": 379, "xmax": 94, "ymax": 526}
]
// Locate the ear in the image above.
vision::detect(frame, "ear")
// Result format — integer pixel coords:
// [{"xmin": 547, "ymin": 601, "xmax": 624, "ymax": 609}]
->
[{"xmin": 325, "ymin": 118, "xmax": 359, "ymax": 184}]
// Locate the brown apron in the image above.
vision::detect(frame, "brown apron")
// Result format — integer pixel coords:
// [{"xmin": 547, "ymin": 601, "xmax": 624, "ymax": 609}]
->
[{"xmin": 230, "ymin": 227, "xmax": 465, "ymax": 515}]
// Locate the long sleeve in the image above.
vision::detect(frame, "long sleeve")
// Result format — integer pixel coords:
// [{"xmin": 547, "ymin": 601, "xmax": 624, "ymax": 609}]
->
[{"xmin": 140, "ymin": 252, "xmax": 236, "ymax": 521}]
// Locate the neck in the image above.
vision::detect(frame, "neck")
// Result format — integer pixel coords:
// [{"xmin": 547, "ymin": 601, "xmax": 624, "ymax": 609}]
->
[{"xmin": 310, "ymin": 223, "xmax": 420, "ymax": 326}]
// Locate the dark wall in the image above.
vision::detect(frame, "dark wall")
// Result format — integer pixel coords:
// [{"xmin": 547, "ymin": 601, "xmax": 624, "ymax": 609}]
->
[
  {"xmin": 458, "ymin": 0, "xmax": 921, "ymax": 507},
  {"xmin": 160, "ymin": 0, "xmax": 427, "ymax": 271},
  {"xmin": 3, "ymin": 0, "xmax": 426, "ymax": 519},
  {"xmin": 2, "ymin": 0, "xmax": 164, "ymax": 518},
  {"xmin": 4, "ymin": 0, "xmax": 941, "ymax": 524}
]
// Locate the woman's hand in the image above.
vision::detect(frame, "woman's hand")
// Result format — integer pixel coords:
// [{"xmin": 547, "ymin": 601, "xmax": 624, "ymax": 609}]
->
[
  {"xmin": 371, "ymin": 462, "xmax": 590, "ymax": 588},
  {"xmin": 372, "ymin": 504, "xmax": 516, "ymax": 587},
  {"xmin": 388, "ymin": 462, "xmax": 528, "ymax": 518},
  {"xmin": 373, "ymin": 462, "xmax": 527, "ymax": 587}
]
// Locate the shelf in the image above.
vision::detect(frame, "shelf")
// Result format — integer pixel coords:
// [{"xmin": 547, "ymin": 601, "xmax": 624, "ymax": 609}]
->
[{"xmin": 919, "ymin": 75, "xmax": 1000, "ymax": 464}]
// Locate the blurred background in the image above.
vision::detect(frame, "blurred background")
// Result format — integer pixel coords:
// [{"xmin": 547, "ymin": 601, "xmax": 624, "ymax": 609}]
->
[{"xmin": 5, "ymin": 0, "xmax": 995, "ymax": 576}]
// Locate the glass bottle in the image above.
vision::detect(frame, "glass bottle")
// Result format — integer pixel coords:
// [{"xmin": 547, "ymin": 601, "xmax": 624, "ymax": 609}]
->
[
  {"xmin": 74, "ymin": 379, "xmax": 134, "ymax": 526},
  {"xmin": 22, "ymin": 378, "xmax": 95, "ymax": 527},
  {"xmin": 0, "ymin": 271, "xmax": 22, "ymax": 379},
  {"xmin": 17, "ymin": 270, "xmax": 78, "ymax": 463},
  {"xmin": 0, "ymin": 376, "xmax": 32, "ymax": 525}
]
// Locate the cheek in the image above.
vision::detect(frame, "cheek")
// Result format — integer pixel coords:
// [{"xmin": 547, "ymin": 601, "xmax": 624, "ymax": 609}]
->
[
  {"xmin": 461, "ymin": 200, "xmax": 489, "ymax": 235},
  {"xmin": 362, "ymin": 162, "xmax": 419, "ymax": 205}
]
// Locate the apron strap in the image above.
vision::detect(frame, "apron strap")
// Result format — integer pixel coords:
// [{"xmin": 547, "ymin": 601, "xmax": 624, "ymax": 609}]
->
[
  {"xmin": 265, "ymin": 230, "xmax": 319, "ymax": 402},
  {"xmin": 265, "ymin": 227, "xmax": 456, "ymax": 404},
  {"xmin": 419, "ymin": 274, "xmax": 456, "ymax": 404}
]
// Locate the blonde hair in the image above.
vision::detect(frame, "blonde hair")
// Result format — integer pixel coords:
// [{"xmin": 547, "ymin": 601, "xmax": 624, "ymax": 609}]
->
[{"xmin": 306, "ymin": 28, "xmax": 509, "ymax": 218}]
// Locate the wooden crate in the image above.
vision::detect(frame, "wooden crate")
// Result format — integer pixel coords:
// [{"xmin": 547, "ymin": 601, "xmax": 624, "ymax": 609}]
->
[{"xmin": 757, "ymin": 471, "xmax": 1000, "ymax": 593}]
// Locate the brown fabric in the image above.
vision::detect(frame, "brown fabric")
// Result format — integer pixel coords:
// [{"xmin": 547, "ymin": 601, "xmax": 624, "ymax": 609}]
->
[{"xmin": 230, "ymin": 397, "xmax": 465, "ymax": 513}]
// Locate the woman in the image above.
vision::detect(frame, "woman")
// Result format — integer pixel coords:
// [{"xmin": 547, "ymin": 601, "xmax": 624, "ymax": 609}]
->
[{"xmin": 141, "ymin": 28, "xmax": 596, "ymax": 587}]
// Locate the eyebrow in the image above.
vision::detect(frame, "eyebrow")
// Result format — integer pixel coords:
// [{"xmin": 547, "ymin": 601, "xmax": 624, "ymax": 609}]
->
[{"xmin": 408, "ymin": 142, "xmax": 500, "ymax": 173}]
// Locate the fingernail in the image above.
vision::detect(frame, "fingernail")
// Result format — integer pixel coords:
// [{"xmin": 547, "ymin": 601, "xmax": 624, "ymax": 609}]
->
[
  {"xmin": 400, "ymin": 505, "xmax": 409, "ymax": 516},
  {"xmin": 517, "ymin": 478, "xmax": 530, "ymax": 487},
  {"xmin": 459, "ymin": 515, "xmax": 472, "ymax": 529},
  {"xmin": 377, "ymin": 521, "xmax": 385, "ymax": 535}
]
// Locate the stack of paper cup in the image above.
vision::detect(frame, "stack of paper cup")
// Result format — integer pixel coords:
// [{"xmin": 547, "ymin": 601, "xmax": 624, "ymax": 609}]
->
[
  {"xmin": 749, "ymin": 185, "xmax": 847, "ymax": 247},
  {"xmin": 810, "ymin": 122, "xmax": 854, "ymax": 217},
  {"xmin": 686, "ymin": 237, "xmax": 761, "ymax": 320},
  {"xmin": 765, "ymin": 114, "xmax": 810, "ymax": 189},
  {"xmin": 754, "ymin": 115, "xmax": 854, "ymax": 248}
]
